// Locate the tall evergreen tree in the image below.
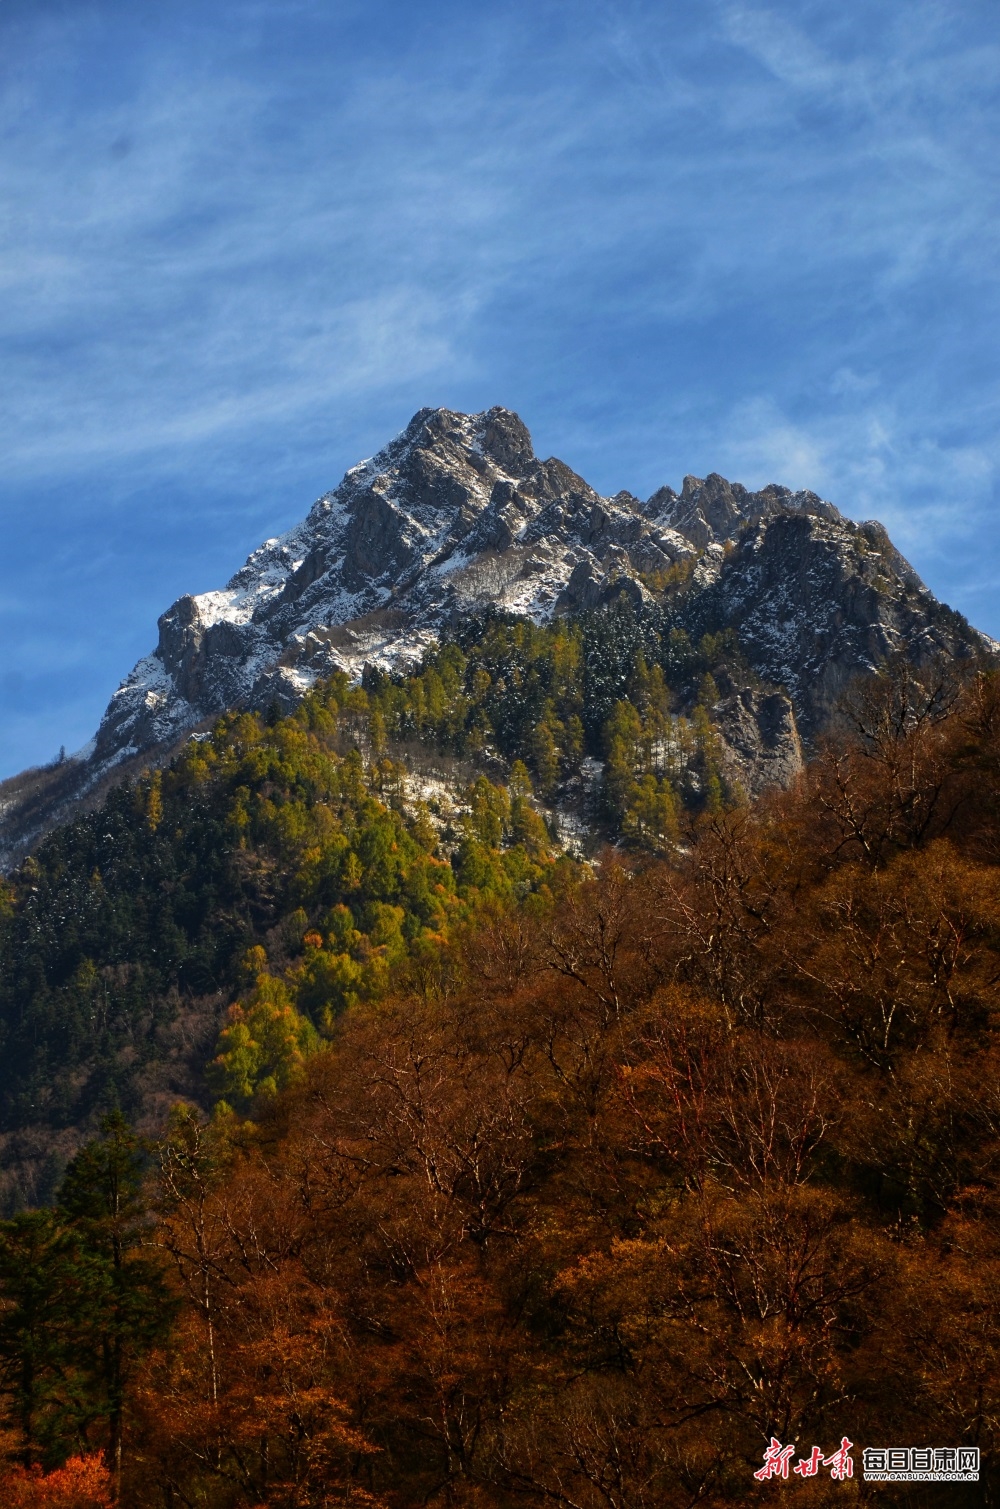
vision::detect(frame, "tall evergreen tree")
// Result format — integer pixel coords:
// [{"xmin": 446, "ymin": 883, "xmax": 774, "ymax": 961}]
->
[
  {"xmin": 58, "ymin": 1114, "xmax": 175, "ymax": 1488},
  {"xmin": 0, "ymin": 1210, "xmax": 103, "ymax": 1467}
]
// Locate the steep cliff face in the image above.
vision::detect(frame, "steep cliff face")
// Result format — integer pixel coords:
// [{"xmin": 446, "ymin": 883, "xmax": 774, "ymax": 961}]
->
[
  {"xmin": 676, "ymin": 511, "xmax": 974, "ymax": 739},
  {"xmin": 711, "ymin": 686, "xmax": 804, "ymax": 799},
  {"xmin": 94, "ymin": 406, "xmax": 698, "ymax": 763},
  {"xmin": 1, "ymin": 404, "xmax": 992, "ymax": 863},
  {"xmin": 95, "ymin": 404, "xmax": 987, "ymax": 772}
]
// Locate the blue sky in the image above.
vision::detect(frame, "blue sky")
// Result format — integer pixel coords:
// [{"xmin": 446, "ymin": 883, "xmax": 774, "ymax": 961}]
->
[{"xmin": 1, "ymin": 0, "xmax": 998, "ymax": 776}]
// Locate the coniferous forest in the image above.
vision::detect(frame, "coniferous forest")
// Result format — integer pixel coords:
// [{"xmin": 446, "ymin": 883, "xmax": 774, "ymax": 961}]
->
[{"xmin": 0, "ymin": 612, "xmax": 998, "ymax": 1505}]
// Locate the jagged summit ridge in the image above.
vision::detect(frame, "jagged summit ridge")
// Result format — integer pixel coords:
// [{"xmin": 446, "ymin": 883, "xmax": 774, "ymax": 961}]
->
[
  {"xmin": 96, "ymin": 405, "xmax": 885, "ymax": 765},
  {"xmin": 0, "ymin": 403, "xmax": 992, "ymax": 870}
]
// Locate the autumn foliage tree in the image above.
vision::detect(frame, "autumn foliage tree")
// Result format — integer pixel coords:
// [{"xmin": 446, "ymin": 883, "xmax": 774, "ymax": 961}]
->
[
  {"xmin": 4, "ymin": 661, "xmax": 1000, "ymax": 1505},
  {"xmin": 0, "ymin": 1454, "xmax": 112, "ymax": 1508}
]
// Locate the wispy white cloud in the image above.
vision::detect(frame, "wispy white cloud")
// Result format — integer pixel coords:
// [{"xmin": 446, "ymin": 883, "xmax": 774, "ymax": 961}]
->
[
  {"xmin": 0, "ymin": 0, "xmax": 998, "ymax": 772},
  {"xmin": 2, "ymin": 0, "xmax": 995, "ymax": 476}
]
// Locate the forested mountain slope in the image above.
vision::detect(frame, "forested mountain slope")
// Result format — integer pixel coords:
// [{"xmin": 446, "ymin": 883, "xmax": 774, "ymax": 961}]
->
[
  {"xmin": 0, "ymin": 670, "xmax": 556, "ymax": 1204},
  {"xmin": 0, "ymin": 658, "xmax": 999, "ymax": 1505},
  {"xmin": 0, "ymin": 599, "xmax": 767, "ymax": 1201}
]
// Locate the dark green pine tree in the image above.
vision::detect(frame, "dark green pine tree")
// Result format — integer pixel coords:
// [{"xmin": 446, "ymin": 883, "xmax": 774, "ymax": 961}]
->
[
  {"xmin": 58, "ymin": 1111, "xmax": 176, "ymax": 1487},
  {"xmin": 0, "ymin": 1208, "xmax": 104, "ymax": 1466}
]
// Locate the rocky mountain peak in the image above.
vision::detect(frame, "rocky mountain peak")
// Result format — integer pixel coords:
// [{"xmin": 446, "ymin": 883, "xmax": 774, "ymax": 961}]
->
[
  {"xmin": 657, "ymin": 471, "xmax": 842, "ymax": 552},
  {"xmin": 0, "ymin": 404, "xmax": 992, "ymax": 865},
  {"xmin": 478, "ymin": 406, "xmax": 536, "ymax": 475},
  {"xmin": 85, "ymin": 405, "xmax": 994, "ymax": 765}
]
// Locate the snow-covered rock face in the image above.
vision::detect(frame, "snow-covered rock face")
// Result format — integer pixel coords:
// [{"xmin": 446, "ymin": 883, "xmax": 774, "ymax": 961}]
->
[
  {"xmin": 93, "ymin": 404, "xmax": 989, "ymax": 770},
  {"xmin": 95, "ymin": 406, "xmax": 685, "ymax": 761}
]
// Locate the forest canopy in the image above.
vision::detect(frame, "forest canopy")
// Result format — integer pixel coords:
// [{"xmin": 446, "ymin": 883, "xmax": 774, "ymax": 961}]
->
[
  {"xmin": 0, "ymin": 604, "xmax": 744, "ymax": 1151},
  {"xmin": 0, "ymin": 652, "xmax": 999, "ymax": 1504}
]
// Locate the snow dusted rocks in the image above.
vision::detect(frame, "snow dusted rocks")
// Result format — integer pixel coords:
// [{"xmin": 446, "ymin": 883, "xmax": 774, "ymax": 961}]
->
[
  {"xmin": 94, "ymin": 405, "xmax": 700, "ymax": 764},
  {"xmin": 3, "ymin": 403, "xmax": 991, "ymax": 864},
  {"xmin": 680, "ymin": 511, "xmax": 983, "ymax": 739}
]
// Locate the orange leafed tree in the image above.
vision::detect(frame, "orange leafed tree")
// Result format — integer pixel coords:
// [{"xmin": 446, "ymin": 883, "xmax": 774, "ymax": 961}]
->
[{"xmin": 0, "ymin": 1454, "xmax": 112, "ymax": 1508}]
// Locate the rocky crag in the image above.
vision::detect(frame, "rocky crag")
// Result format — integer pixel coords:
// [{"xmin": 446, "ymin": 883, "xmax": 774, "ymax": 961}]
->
[{"xmin": 0, "ymin": 405, "xmax": 991, "ymax": 861}]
